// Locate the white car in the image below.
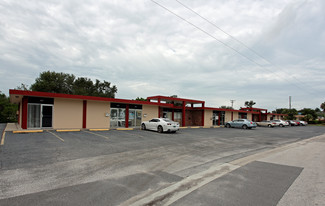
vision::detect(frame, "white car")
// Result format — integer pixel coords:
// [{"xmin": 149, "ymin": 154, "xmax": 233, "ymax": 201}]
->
[
  {"xmin": 141, "ymin": 118, "xmax": 180, "ymax": 133},
  {"xmin": 299, "ymin": 120, "xmax": 308, "ymax": 126},
  {"xmin": 271, "ymin": 119, "xmax": 289, "ymax": 127}
]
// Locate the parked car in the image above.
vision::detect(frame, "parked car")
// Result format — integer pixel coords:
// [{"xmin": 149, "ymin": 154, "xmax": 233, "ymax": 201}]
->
[
  {"xmin": 141, "ymin": 118, "xmax": 179, "ymax": 133},
  {"xmin": 256, "ymin": 120, "xmax": 277, "ymax": 128},
  {"xmin": 225, "ymin": 119, "xmax": 257, "ymax": 129},
  {"xmin": 294, "ymin": 120, "xmax": 301, "ymax": 126},
  {"xmin": 287, "ymin": 120, "xmax": 298, "ymax": 126},
  {"xmin": 271, "ymin": 119, "xmax": 289, "ymax": 127},
  {"xmin": 299, "ymin": 120, "xmax": 308, "ymax": 126}
]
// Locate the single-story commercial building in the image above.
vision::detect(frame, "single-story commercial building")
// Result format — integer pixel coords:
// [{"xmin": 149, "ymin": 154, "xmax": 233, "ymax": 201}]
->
[{"xmin": 9, "ymin": 90, "xmax": 285, "ymax": 130}]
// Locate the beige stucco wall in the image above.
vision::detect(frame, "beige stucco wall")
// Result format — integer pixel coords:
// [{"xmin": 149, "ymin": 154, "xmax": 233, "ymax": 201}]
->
[
  {"xmin": 142, "ymin": 105, "xmax": 159, "ymax": 121},
  {"xmin": 204, "ymin": 110, "xmax": 213, "ymax": 127},
  {"xmin": 53, "ymin": 98, "xmax": 83, "ymax": 129},
  {"xmin": 86, "ymin": 101, "xmax": 110, "ymax": 129},
  {"xmin": 225, "ymin": 111, "xmax": 232, "ymax": 122},
  {"xmin": 247, "ymin": 113, "xmax": 252, "ymax": 121},
  {"xmin": 233, "ymin": 112, "xmax": 238, "ymax": 120},
  {"xmin": 267, "ymin": 115, "xmax": 272, "ymax": 121}
]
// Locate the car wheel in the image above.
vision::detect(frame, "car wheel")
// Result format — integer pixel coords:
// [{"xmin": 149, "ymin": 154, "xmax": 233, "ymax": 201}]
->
[
  {"xmin": 141, "ymin": 123, "xmax": 146, "ymax": 130},
  {"xmin": 158, "ymin": 126, "xmax": 163, "ymax": 133},
  {"xmin": 242, "ymin": 124, "xmax": 248, "ymax": 129},
  {"xmin": 268, "ymin": 124, "xmax": 272, "ymax": 128},
  {"xmin": 226, "ymin": 124, "xmax": 231, "ymax": 128}
]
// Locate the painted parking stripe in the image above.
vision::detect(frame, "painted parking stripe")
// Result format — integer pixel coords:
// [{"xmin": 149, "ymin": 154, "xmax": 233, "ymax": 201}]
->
[
  {"xmin": 47, "ymin": 131, "xmax": 64, "ymax": 142},
  {"xmin": 1, "ymin": 131, "xmax": 5, "ymax": 145},
  {"xmin": 83, "ymin": 130, "xmax": 109, "ymax": 140}
]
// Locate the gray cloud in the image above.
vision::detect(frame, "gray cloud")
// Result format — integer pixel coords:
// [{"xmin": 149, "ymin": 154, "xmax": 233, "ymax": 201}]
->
[{"xmin": 0, "ymin": 0, "xmax": 324, "ymax": 111}]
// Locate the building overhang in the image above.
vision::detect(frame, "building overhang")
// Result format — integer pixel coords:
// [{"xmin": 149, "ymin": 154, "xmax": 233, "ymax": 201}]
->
[{"xmin": 9, "ymin": 90, "xmax": 174, "ymax": 107}]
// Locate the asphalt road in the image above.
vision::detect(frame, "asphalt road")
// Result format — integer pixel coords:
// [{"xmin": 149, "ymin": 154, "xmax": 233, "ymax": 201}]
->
[{"xmin": 0, "ymin": 126, "xmax": 324, "ymax": 205}]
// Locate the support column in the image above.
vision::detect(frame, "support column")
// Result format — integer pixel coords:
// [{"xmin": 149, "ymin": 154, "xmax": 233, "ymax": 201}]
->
[
  {"xmin": 182, "ymin": 101, "xmax": 186, "ymax": 127},
  {"xmin": 231, "ymin": 112, "xmax": 233, "ymax": 121},
  {"xmin": 18, "ymin": 103, "xmax": 21, "ymax": 125},
  {"xmin": 82, "ymin": 100, "xmax": 87, "ymax": 129},
  {"xmin": 218, "ymin": 112, "xmax": 221, "ymax": 126},
  {"xmin": 158, "ymin": 106, "xmax": 161, "ymax": 118},
  {"xmin": 22, "ymin": 97, "xmax": 28, "ymax": 129},
  {"xmin": 125, "ymin": 104, "xmax": 129, "ymax": 128},
  {"xmin": 201, "ymin": 103, "xmax": 205, "ymax": 126},
  {"xmin": 172, "ymin": 110, "xmax": 174, "ymax": 121}
]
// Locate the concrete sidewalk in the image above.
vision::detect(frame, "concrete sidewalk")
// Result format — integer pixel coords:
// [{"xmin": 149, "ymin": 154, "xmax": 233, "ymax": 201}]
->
[{"xmin": 260, "ymin": 134, "xmax": 325, "ymax": 206}]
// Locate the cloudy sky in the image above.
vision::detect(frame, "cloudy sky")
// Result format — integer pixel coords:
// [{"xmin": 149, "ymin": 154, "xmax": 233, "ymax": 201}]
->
[{"xmin": 0, "ymin": 0, "xmax": 324, "ymax": 111}]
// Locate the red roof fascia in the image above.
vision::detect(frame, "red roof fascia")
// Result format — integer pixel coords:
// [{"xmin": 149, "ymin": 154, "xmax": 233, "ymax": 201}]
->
[
  {"xmin": 9, "ymin": 90, "xmax": 173, "ymax": 107},
  {"xmin": 203, "ymin": 107, "xmax": 260, "ymax": 114},
  {"xmin": 240, "ymin": 107, "xmax": 268, "ymax": 111},
  {"xmin": 147, "ymin": 95, "xmax": 205, "ymax": 104}
]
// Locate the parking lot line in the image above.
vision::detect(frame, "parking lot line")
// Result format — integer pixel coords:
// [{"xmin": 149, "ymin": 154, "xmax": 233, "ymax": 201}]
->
[
  {"xmin": 83, "ymin": 130, "xmax": 109, "ymax": 140},
  {"xmin": 47, "ymin": 131, "xmax": 65, "ymax": 142},
  {"xmin": 1, "ymin": 131, "xmax": 5, "ymax": 145}
]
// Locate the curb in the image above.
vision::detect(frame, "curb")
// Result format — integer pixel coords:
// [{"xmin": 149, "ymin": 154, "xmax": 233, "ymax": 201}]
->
[
  {"xmin": 89, "ymin": 129, "xmax": 110, "ymax": 131},
  {"xmin": 116, "ymin": 128, "xmax": 134, "ymax": 131},
  {"xmin": 13, "ymin": 130, "xmax": 43, "ymax": 134}
]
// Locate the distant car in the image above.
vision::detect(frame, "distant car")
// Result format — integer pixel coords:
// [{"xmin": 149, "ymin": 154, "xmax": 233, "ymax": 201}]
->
[
  {"xmin": 225, "ymin": 119, "xmax": 257, "ymax": 129},
  {"xmin": 271, "ymin": 119, "xmax": 289, "ymax": 127},
  {"xmin": 141, "ymin": 118, "xmax": 179, "ymax": 133},
  {"xmin": 256, "ymin": 120, "xmax": 277, "ymax": 128},
  {"xmin": 294, "ymin": 120, "xmax": 301, "ymax": 126},
  {"xmin": 299, "ymin": 120, "xmax": 308, "ymax": 126},
  {"xmin": 287, "ymin": 120, "xmax": 298, "ymax": 126}
]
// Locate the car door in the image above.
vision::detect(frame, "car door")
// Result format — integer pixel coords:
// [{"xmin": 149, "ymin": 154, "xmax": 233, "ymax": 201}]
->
[
  {"xmin": 232, "ymin": 119, "xmax": 239, "ymax": 127},
  {"xmin": 237, "ymin": 119, "xmax": 244, "ymax": 128},
  {"xmin": 148, "ymin": 119, "xmax": 156, "ymax": 130}
]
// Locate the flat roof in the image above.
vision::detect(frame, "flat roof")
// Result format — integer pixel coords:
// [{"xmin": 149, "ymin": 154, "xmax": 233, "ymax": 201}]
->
[
  {"xmin": 147, "ymin": 95, "xmax": 205, "ymax": 104},
  {"xmin": 9, "ymin": 90, "xmax": 173, "ymax": 107}
]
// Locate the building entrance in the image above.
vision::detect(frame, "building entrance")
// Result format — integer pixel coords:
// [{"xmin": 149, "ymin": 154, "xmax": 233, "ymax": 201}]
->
[{"xmin": 27, "ymin": 104, "xmax": 53, "ymax": 128}]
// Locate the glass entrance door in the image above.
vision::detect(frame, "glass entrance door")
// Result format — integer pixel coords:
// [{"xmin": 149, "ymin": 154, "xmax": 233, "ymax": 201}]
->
[
  {"xmin": 110, "ymin": 108, "xmax": 126, "ymax": 128},
  {"xmin": 27, "ymin": 104, "xmax": 53, "ymax": 128},
  {"xmin": 128, "ymin": 109, "xmax": 142, "ymax": 127},
  {"xmin": 28, "ymin": 104, "xmax": 41, "ymax": 128},
  {"xmin": 42, "ymin": 105, "xmax": 53, "ymax": 127}
]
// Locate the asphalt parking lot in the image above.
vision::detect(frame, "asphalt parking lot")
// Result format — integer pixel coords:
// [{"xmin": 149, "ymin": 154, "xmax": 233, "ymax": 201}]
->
[{"xmin": 1, "ymin": 125, "xmax": 325, "ymax": 205}]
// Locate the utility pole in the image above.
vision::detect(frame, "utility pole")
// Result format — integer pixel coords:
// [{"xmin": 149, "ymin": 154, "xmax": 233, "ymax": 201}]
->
[
  {"xmin": 230, "ymin": 100, "xmax": 235, "ymax": 108},
  {"xmin": 289, "ymin": 96, "xmax": 291, "ymax": 109}
]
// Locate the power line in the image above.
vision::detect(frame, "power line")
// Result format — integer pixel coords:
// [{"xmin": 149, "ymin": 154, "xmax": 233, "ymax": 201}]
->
[
  {"xmin": 175, "ymin": 0, "xmax": 320, "ymax": 95},
  {"xmin": 150, "ymin": 0, "xmax": 321, "ymax": 97}
]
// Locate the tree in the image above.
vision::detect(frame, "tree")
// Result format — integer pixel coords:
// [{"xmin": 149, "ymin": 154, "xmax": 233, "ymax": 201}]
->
[
  {"xmin": 303, "ymin": 114, "xmax": 313, "ymax": 122},
  {"xmin": 135, "ymin": 97, "xmax": 147, "ymax": 101},
  {"xmin": 0, "ymin": 91, "xmax": 18, "ymax": 123},
  {"xmin": 15, "ymin": 83, "xmax": 29, "ymax": 90},
  {"xmin": 273, "ymin": 108, "xmax": 298, "ymax": 120},
  {"xmin": 321, "ymin": 102, "xmax": 325, "ymax": 112},
  {"xmin": 244, "ymin": 100, "xmax": 256, "ymax": 108},
  {"xmin": 315, "ymin": 108, "xmax": 321, "ymax": 113},
  {"xmin": 299, "ymin": 108, "xmax": 317, "ymax": 120},
  {"xmin": 219, "ymin": 106, "xmax": 234, "ymax": 110},
  {"xmin": 30, "ymin": 71, "xmax": 117, "ymax": 98}
]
